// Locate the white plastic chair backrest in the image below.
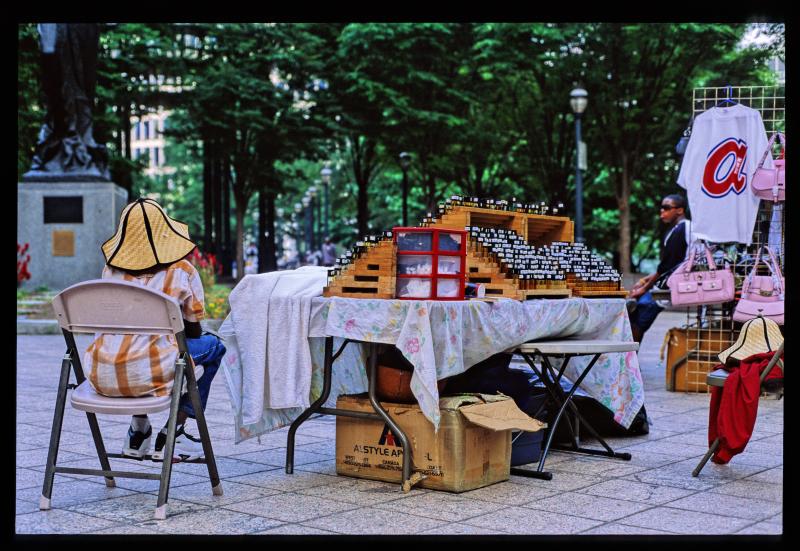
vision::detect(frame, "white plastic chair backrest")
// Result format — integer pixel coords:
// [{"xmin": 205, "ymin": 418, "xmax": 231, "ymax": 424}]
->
[{"xmin": 52, "ymin": 279, "xmax": 185, "ymax": 335}]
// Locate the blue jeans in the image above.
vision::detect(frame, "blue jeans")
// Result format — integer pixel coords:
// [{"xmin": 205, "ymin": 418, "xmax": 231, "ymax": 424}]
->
[
  {"xmin": 180, "ymin": 333, "xmax": 226, "ymax": 419},
  {"xmin": 629, "ymin": 291, "xmax": 664, "ymax": 335}
]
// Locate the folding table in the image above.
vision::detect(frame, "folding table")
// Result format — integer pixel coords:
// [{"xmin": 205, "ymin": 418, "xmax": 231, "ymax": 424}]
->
[{"xmin": 506, "ymin": 339, "xmax": 639, "ymax": 480}]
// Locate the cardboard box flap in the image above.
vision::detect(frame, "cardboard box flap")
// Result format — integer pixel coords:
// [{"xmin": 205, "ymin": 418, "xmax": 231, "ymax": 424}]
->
[
  {"xmin": 459, "ymin": 399, "xmax": 547, "ymax": 432},
  {"xmin": 439, "ymin": 393, "xmax": 510, "ymax": 411}
]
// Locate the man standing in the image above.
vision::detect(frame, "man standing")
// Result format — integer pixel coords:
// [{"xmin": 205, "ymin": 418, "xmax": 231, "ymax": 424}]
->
[{"xmin": 627, "ymin": 194, "xmax": 691, "ymax": 343}]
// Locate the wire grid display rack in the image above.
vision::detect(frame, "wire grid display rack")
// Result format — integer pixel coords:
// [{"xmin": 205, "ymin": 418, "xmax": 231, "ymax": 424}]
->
[{"xmin": 671, "ymin": 86, "xmax": 785, "ymax": 393}]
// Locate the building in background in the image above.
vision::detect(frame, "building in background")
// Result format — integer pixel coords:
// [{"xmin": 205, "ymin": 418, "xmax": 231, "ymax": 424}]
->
[{"xmin": 130, "ymin": 110, "xmax": 176, "ymax": 188}]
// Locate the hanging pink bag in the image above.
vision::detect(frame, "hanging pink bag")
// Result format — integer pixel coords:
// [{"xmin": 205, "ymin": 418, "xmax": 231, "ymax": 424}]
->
[
  {"xmin": 667, "ymin": 242, "xmax": 735, "ymax": 307},
  {"xmin": 752, "ymin": 133, "xmax": 785, "ymax": 203},
  {"xmin": 733, "ymin": 246, "xmax": 784, "ymax": 325}
]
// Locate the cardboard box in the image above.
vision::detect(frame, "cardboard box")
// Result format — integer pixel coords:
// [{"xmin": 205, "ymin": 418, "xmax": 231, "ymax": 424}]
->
[
  {"xmin": 335, "ymin": 393, "xmax": 545, "ymax": 493},
  {"xmin": 663, "ymin": 326, "xmax": 735, "ymax": 392}
]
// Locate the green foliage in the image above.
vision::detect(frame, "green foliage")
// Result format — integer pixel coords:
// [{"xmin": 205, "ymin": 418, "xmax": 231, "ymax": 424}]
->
[{"xmin": 17, "ymin": 23, "xmax": 782, "ymax": 272}]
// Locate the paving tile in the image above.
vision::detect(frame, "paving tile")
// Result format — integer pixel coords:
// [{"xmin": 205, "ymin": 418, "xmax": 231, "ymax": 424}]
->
[
  {"xmin": 709, "ymin": 479, "xmax": 782, "ymax": 503},
  {"xmin": 294, "ymin": 440, "xmax": 336, "ymax": 457},
  {"xmin": 16, "ymin": 499, "xmax": 40, "ymax": 515},
  {"xmin": 577, "ymin": 478, "xmax": 695, "ymax": 505},
  {"xmin": 228, "ymin": 447, "xmax": 330, "ymax": 467},
  {"xmin": 373, "ymin": 491, "xmax": 507, "ymax": 523},
  {"xmin": 16, "ymin": 448, "xmax": 91, "ymax": 469},
  {"xmin": 226, "ymin": 467, "xmax": 341, "ymax": 492},
  {"xmin": 295, "ymin": 477, "xmax": 423, "ymax": 506},
  {"xmin": 169, "ymin": 455, "xmax": 275, "ymax": 478},
  {"xmin": 87, "ymin": 523, "xmax": 166, "ymax": 535},
  {"xmin": 618, "ymin": 506, "xmax": 754, "ymax": 534},
  {"xmin": 419, "ymin": 522, "xmax": 514, "ymax": 535},
  {"xmin": 579, "ymin": 522, "xmax": 676, "ymax": 535},
  {"xmin": 301, "ymin": 506, "xmax": 447, "ymax": 535},
  {"xmin": 458, "ymin": 480, "xmax": 559, "ymax": 506},
  {"xmin": 735, "ymin": 521, "xmax": 782, "ymax": 535},
  {"xmin": 149, "ymin": 506, "xmax": 284, "ymax": 534},
  {"xmin": 64, "ymin": 493, "xmax": 210, "ymax": 524},
  {"xmin": 16, "ymin": 467, "xmax": 49, "ymax": 491},
  {"xmin": 15, "ymin": 509, "xmax": 120, "ymax": 534},
  {"xmin": 17, "ymin": 478, "xmax": 137, "ymax": 509},
  {"xmin": 744, "ymin": 467, "xmax": 783, "ymax": 485},
  {"xmin": 621, "ymin": 440, "xmax": 710, "ymax": 459},
  {"xmin": 666, "ymin": 457, "xmax": 768, "ymax": 482},
  {"xmin": 462, "ymin": 505, "xmax": 602, "ymax": 535},
  {"xmin": 223, "ymin": 492, "xmax": 359, "ymax": 523},
  {"xmin": 146, "ymin": 480, "xmax": 283, "ymax": 508},
  {"xmin": 253, "ymin": 523, "xmax": 337, "ymax": 535},
  {"xmin": 510, "ymin": 469, "xmax": 604, "ymax": 492},
  {"xmin": 294, "ymin": 460, "xmax": 340, "ymax": 476},
  {"xmin": 522, "ymin": 491, "xmax": 652, "ymax": 522},
  {"xmin": 543, "ymin": 456, "xmax": 650, "ymax": 478},
  {"xmin": 106, "ymin": 468, "xmax": 212, "ymax": 493},
  {"xmin": 665, "ymin": 492, "xmax": 782, "ymax": 521},
  {"xmin": 722, "ymin": 450, "xmax": 784, "ymax": 469},
  {"xmin": 621, "ymin": 459, "xmax": 761, "ymax": 492}
]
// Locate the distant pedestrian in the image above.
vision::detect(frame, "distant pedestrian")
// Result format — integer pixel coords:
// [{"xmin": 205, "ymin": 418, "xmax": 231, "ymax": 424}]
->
[
  {"xmin": 321, "ymin": 237, "xmax": 337, "ymax": 267},
  {"xmin": 245, "ymin": 241, "xmax": 258, "ymax": 274}
]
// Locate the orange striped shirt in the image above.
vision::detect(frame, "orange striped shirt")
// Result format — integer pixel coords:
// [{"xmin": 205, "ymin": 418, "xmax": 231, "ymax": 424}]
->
[{"xmin": 85, "ymin": 260, "xmax": 206, "ymax": 397}]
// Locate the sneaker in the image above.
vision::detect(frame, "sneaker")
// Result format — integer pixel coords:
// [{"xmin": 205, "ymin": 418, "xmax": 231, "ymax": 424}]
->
[
  {"xmin": 152, "ymin": 425, "xmax": 204, "ymax": 462},
  {"xmin": 122, "ymin": 425, "xmax": 152, "ymax": 459}
]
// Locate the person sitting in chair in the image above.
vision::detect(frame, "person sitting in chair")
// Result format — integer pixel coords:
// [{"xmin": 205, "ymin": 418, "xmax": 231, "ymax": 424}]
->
[
  {"xmin": 627, "ymin": 193, "xmax": 691, "ymax": 343},
  {"xmin": 84, "ymin": 198, "xmax": 226, "ymax": 461}
]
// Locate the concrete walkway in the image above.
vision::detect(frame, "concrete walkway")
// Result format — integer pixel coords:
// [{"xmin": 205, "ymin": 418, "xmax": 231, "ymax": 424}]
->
[{"xmin": 16, "ymin": 311, "xmax": 782, "ymax": 536}]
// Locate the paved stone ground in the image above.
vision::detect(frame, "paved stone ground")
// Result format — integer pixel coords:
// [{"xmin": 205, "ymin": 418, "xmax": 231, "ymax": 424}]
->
[{"xmin": 16, "ymin": 311, "xmax": 783, "ymax": 536}]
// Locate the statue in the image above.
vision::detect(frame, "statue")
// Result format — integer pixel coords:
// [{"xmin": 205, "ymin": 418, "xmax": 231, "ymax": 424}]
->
[{"xmin": 22, "ymin": 23, "xmax": 110, "ymax": 182}]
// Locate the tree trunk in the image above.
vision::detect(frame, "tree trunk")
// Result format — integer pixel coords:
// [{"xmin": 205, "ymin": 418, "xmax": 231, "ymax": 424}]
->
[
  {"xmin": 234, "ymin": 200, "xmax": 246, "ymax": 284},
  {"xmin": 212, "ymin": 140, "xmax": 222, "ymax": 258},
  {"xmin": 426, "ymin": 175, "xmax": 436, "ymax": 219},
  {"xmin": 265, "ymin": 191, "xmax": 277, "ymax": 271},
  {"xmin": 257, "ymin": 190, "xmax": 268, "ymax": 273},
  {"xmin": 222, "ymin": 160, "xmax": 233, "ymax": 276},
  {"xmin": 202, "ymin": 136, "xmax": 213, "ymax": 253},
  {"xmin": 617, "ymin": 154, "xmax": 633, "ymax": 277},
  {"xmin": 356, "ymin": 175, "xmax": 368, "ymax": 238}
]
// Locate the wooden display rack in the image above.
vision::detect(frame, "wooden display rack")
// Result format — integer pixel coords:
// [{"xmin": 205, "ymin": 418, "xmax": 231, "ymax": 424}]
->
[
  {"xmin": 434, "ymin": 205, "xmax": 574, "ymax": 247},
  {"xmin": 324, "ymin": 203, "xmax": 625, "ymax": 301},
  {"xmin": 323, "ymin": 240, "xmax": 397, "ymax": 299}
]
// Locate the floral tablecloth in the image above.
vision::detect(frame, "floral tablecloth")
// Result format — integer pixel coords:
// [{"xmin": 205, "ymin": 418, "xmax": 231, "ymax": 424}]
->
[{"xmin": 221, "ymin": 296, "xmax": 643, "ymax": 443}]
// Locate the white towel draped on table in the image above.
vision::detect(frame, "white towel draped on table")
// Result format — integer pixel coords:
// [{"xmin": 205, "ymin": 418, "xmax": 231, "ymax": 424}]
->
[{"xmin": 221, "ymin": 266, "xmax": 328, "ymax": 427}]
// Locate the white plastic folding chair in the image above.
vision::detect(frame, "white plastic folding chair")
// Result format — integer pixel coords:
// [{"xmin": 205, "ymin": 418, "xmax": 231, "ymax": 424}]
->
[{"xmin": 40, "ymin": 279, "xmax": 222, "ymax": 520}]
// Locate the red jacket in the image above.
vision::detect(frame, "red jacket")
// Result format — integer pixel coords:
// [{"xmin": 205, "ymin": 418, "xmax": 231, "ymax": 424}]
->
[{"xmin": 708, "ymin": 351, "xmax": 783, "ymax": 464}]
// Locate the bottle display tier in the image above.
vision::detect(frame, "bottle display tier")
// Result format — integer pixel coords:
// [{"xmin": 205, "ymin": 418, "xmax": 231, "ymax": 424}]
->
[{"xmin": 323, "ymin": 199, "xmax": 628, "ymax": 300}]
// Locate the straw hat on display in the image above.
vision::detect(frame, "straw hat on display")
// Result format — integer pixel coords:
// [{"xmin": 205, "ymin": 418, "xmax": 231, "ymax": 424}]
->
[
  {"xmin": 718, "ymin": 315, "xmax": 784, "ymax": 366},
  {"xmin": 102, "ymin": 198, "xmax": 196, "ymax": 271}
]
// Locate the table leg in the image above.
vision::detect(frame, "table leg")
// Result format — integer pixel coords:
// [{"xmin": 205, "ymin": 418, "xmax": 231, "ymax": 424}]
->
[
  {"xmin": 286, "ymin": 336, "xmax": 336, "ymax": 474},
  {"xmin": 365, "ymin": 343, "xmax": 413, "ymax": 486}
]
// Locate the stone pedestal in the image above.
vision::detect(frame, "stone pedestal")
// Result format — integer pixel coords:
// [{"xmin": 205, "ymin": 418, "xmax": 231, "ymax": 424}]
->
[{"xmin": 17, "ymin": 182, "xmax": 128, "ymax": 292}]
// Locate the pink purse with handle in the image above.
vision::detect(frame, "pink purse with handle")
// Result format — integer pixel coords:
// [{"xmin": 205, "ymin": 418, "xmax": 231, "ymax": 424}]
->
[
  {"xmin": 752, "ymin": 133, "xmax": 785, "ymax": 203},
  {"xmin": 733, "ymin": 246, "xmax": 784, "ymax": 325},
  {"xmin": 667, "ymin": 242, "xmax": 735, "ymax": 307}
]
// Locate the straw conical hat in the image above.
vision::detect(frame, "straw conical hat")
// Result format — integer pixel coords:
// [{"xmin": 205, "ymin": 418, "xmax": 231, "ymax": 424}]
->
[
  {"xmin": 102, "ymin": 198, "xmax": 196, "ymax": 271},
  {"xmin": 718, "ymin": 315, "xmax": 784, "ymax": 365}
]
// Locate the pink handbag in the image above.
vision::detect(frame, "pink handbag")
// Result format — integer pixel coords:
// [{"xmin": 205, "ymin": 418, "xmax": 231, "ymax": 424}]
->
[
  {"xmin": 752, "ymin": 133, "xmax": 785, "ymax": 203},
  {"xmin": 733, "ymin": 246, "xmax": 784, "ymax": 325},
  {"xmin": 667, "ymin": 243, "xmax": 735, "ymax": 307}
]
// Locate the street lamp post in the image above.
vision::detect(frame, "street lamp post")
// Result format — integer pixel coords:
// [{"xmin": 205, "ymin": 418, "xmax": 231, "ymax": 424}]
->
[
  {"xmin": 293, "ymin": 202, "xmax": 303, "ymax": 259},
  {"xmin": 308, "ymin": 186, "xmax": 317, "ymax": 252},
  {"xmin": 399, "ymin": 152, "xmax": 411, "ymax": 226},
  {"xmin": 301, "ymin": 194, "xmax": 312, "ymax": 257},
  {"xmin": 320, "ymin": 165, "xmax": 332, "ymax": 239},
  {"xmin": 570, "ymin": 88, "xmax": 588, "ymax": 243}
]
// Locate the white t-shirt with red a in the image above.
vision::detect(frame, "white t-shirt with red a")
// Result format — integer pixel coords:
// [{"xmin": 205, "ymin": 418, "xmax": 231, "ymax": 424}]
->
[{"xmin": 677, "ymin": 103, "xmax": 772, "ymax": 245}]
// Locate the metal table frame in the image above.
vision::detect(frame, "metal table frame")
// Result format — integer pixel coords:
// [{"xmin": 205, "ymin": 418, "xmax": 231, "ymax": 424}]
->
[
  {"xmin": 508, "ymin": 340, "xmax": 639, "ymax": 480},
  {"xmin": 284, "ymin": 337, "xmax": 414, "ymax": 488}
]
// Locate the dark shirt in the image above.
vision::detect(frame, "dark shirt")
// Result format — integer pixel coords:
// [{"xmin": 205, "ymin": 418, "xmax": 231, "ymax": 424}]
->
[{"xmin": 657, "ymin": 220, "xmax": 690, "ymax": 277}]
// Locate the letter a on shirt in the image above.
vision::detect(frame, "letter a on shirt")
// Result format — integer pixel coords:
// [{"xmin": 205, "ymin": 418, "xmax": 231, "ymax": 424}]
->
[{"xmin": 677, "ymin": 104, "xmax": 772, "ymax": 245}]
